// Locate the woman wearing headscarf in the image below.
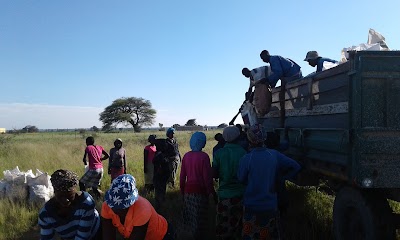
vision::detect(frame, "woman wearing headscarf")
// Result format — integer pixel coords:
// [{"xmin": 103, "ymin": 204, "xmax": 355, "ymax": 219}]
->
[
  {"xmin": 38, "ymin": 169, "xmax": 101, "ymax": 240},
  {"xmin": 101, "ymin": 174, "xmax": 175, "ymax": 240},
  {"xmin": 212, "ymin": 126, "xmax": 247, "ymax": 239},
  {"xmin": 180, "ymin": 132, "xmax": 216, "ymax": 240}
]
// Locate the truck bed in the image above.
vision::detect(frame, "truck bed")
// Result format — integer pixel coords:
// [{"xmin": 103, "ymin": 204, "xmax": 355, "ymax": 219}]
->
[{"xmin": 260, "ymin": 51, "xmax": 400, "ymax": 188}]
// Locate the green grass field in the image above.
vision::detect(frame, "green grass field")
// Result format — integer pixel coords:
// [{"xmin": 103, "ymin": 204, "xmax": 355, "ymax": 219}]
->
[{"xmin": 0, "ymin": 131, "xmax": 336, "ymax": 240}]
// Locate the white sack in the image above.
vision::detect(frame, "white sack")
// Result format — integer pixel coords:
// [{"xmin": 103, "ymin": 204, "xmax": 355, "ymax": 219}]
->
[
  {"xmin": 29, "ymin": 185, "xmax": 54, "ymax": 206},
  {"xmin": 5, "ymin": 182, "xmax": 28, "ymax": 200},
  {"xmin": 0, "ymin": 180, "xmax": 6, "ymax": 199}
]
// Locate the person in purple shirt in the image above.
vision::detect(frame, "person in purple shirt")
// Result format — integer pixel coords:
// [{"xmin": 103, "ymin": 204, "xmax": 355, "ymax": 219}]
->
[
  {"xmin": 259, "ymin": 50, "xmax": 303, "ymax": 87},
  {"xmin": 180, "ymin": 131, "xmax": 216, "ymax": 240},
  {"xmin": 304, "ymin": 50, "xmax": 338, "ymax": 73},
  {"xmin": 238, "ymin": 125, "xmax": 301, "ymax": 240}
]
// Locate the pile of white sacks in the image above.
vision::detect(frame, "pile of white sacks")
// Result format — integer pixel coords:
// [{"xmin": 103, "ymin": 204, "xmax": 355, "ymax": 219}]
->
[{"xmin": 0, "ymin": 166, "xmax": 54, "ymax": 205}]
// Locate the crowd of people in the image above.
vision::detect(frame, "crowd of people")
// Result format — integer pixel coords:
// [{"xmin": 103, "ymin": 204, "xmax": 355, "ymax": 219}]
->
[{"xmin": 38, "ymin": 124, "xmax": 302, "ymax": 240}]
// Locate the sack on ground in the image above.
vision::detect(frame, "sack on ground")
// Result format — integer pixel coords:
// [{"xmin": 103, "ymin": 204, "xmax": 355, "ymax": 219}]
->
[
  {"xmin": 5, "ymin": 182, "xmax": 28, "ymax": 200},
  {"xmin": 29, "ymin": 185, "xmax": 54, "ymax": 206},
  {"xmin": 0, "ymin": 180, "xmax": 6, "ymax": 198}
]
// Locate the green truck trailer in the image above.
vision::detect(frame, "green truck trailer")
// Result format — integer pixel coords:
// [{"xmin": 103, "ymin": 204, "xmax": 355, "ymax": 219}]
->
[{"xmin": 260, "ymin": 50, "xmax": 400, "ymax": 240}]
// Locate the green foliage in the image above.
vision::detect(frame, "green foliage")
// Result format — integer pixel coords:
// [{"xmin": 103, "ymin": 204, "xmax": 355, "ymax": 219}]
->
[
  {"xmin": 185, "ymin": 119, "xmax": 197, "ymax": 126},
  {"xmin": 21, "ymin": 125, "xmax": 39, "ymax": 133},
  {"xmin": 0, "ymin": 134, "xmax": 14, "ymax": 146},
  {"xmin": 0, "ymin": 199, "xmax": 39, "ymax": 240},
  {"xmin": 218, "ymin": 123, "xmax": 228, "ymax": 128},
  {"xmin": 99, "ymin": 97, "xmax": 156, "ymax": 130}
]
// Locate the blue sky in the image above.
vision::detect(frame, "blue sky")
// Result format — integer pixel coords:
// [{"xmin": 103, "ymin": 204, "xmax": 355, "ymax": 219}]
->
[{"xmin": 0, "ymin": 0, "xmax": 399, "ymax": 129}]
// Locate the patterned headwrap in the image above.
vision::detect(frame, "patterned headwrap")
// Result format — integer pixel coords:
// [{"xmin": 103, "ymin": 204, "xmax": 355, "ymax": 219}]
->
[
  {"xmin": 50, "ymin": 169, "xmax": 79, "ymax": 192},
  {"xmin": 247, "ymin": 124, "xmax": 266, "ymax": 144},
  {"xmin": 105, "ymin": 174, "xmax": 139, "ymax": 209}
]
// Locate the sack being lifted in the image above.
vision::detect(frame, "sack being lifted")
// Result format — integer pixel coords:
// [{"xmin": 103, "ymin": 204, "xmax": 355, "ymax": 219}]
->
[{"xmin": 249, "ymin": 66, "xmax": 273, "ymax": 117}]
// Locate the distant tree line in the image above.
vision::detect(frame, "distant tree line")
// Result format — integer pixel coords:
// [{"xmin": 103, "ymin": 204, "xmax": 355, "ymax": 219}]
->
[{"xmin": 7, "ymin": 125, "xmax": 39, "ymax": 134}]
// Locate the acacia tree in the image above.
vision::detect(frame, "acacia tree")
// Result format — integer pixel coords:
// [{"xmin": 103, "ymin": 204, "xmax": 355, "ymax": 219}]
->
[
  {"xmin": 185, "ymin": 119, "xmax": 197, "ymax": 126},
  {"xmin": 99, "ymin": 97, "xmax": 156, "ymax": 132},
  {"xmin": 22, "ymin": 125, "xmax": 39, "ymax": 133}
]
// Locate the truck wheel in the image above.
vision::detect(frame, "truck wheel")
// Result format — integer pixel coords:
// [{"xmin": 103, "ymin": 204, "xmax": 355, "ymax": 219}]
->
[{"xmin": 333, "ymin": 187, "xmax": 395, "ymax": 240}]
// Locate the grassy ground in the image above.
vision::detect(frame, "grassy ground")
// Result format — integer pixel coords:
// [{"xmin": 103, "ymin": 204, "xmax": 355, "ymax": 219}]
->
[{"xmin": 0, "ymin": 131, "xmax": 336, "ymax": 240}]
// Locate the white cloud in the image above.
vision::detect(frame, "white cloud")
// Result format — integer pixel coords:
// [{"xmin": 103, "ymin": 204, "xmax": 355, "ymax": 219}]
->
[{"xmin": 0, "ymin": 103, "xmax": 103, "ymax": 130}]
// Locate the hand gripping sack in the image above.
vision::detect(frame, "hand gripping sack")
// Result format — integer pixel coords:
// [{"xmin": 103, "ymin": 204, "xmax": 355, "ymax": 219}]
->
[{"xmin": 253, "ymin": 83, "xmax": 272, "ymax": 117}]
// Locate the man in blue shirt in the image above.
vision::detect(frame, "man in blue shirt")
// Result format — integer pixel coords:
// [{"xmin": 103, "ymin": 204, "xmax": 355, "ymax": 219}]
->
[
  {"xmin": 304, "ymin": 50, "xmax": 338, "ymax": 73},
  {"xmin": 238, "ymin": 125, "xmax": 301, "ymax": 239},
  {"xmin": 259, "ymin": 50, "xmax": 303, "ymax": 87}
]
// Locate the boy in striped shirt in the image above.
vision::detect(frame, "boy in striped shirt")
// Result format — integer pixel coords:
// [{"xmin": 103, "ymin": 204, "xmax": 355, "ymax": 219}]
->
[{"xmin": 38, "ymin": 169, "xmax": 101, "ymax": 240}]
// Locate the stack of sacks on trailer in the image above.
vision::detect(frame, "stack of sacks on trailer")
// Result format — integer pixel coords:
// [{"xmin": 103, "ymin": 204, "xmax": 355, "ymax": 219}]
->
[
  {"xmin": 340, "ymin": 28, "xmax": 390, "ymax": 63},
  {"xmin": 0, "ymin": 166, "xmax": 54, "ymax": 205}
]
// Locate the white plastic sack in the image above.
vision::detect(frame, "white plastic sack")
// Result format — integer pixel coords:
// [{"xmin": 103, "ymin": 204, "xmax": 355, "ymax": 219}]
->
[
  {"xmin": 368, "ymin": 28, "xmax": 388, "ymax": 49},
  {"xmin": 250, "ymin": 66, "xmax": 272, "ymax": 85},
  {"xmin": 29, "ymin": 185, "xmax": 54, "ymax": 206},
  {"xmin": 36, "ymin": 169, "xmax": 44, "ymax": 176},
  {"xmin": 241, "ymin": 101, "xmax": 258, "ymax": 127},
  {"xmin": 340, "ymin": 29, "xmax": 390, "ymax": 63},
  {"xmin": 27, "ymin": 172, "xmax": 51, "ymax": 188},
  {"xmin": 3, "ymin": 166, "xmax": 23, "ymax": 182},
  {"xmin": 322, "ymin": 61, "xmax": 339, "ymax": 71},
  {"xmin": 0, "ymin": 180, "xmax": 6, "ymax": 199},
  {"xmin": 5, "ymin": 182, "xmax": 28, "ymax": 200}
]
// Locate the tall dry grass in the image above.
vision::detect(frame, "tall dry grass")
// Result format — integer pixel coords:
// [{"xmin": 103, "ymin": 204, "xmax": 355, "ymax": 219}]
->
[{"xmin": 0, "ymin": 131, "xmax": 336, "ymax": 240}]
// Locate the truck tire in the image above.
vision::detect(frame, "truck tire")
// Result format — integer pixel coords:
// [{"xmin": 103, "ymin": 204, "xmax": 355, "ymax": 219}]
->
[{"xmin": 333, "ymin": 187, "xmax": 395, "ymax": 240}]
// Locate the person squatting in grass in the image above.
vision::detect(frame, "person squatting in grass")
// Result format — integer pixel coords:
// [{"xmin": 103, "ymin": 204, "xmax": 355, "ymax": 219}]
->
[
  {"xmin": 238, "ymin": 125, "xmax": 301, "ymax": 240},
  {"xmin": 108, "ymin": 138, "xmax": 126, "ymax": 182},
  {"xmin": 165, "ymin": 127, "xmax": 181, "ymax": 188},
  {"xmin": 101, "ymin": 174, "xmax": 175, "ymax": 240},
  {"xmin": 152, "ymin": 138, "xmax": 171, "ymax": 213},
  {"xmin": 144, "ymin": 134, "xmax": 157, "ymax": 194},
  {"xmin": 180, "ymin": 131, "xmax": 217, "ymax": 240},
  {"xmin": 212, "ymin": 126, "xmax": 247, "ymax": 240},
  {"xmin": 38, "ymin": 169, "xmax": 101, "ymax": 240},
  {"xmin": 80, "ymin": 136, "xmax": 109, "ymax": 199}
]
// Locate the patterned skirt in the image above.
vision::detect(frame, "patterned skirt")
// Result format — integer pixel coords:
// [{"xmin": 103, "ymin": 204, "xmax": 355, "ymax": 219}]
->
[
  {"xmin": 110, "ymin": 167, "xmax": 124, "ymax": 182},
  {"xmin": 80, "ymin": 168, "xmax": 103, "ymax": 188},
  {"xmin": 144, "ymin": 162, "xmax": 154, "ymax": 185},
  {"xmin": 182, "ymin": 193, "xmax": 209, "ymax": 237},
  {"xmin": 215, "ymin": 197, "xmax": 243, "ymax": 239},
  {"xmin": 242, "ymin": 208, "xmax": 280, "ymax": 240}
]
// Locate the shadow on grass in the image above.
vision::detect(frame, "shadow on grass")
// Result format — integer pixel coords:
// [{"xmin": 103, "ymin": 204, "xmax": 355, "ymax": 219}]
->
[
  {"xmin": 138, "ymin": 185, "xmax": 218, "ymax": 240},
  {"xmin": 18, "ymin": 185, "xmax": 334, "ymax": 240},
  {"xmin": 284, "ymin": 184, "xmax": 334, "ymax": 240}
]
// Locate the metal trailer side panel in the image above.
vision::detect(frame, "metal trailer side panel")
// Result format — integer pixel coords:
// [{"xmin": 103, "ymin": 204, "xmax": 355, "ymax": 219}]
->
[{"xmin": 351, "ymin": 51, "xmax": 400, "ymax": 188}]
